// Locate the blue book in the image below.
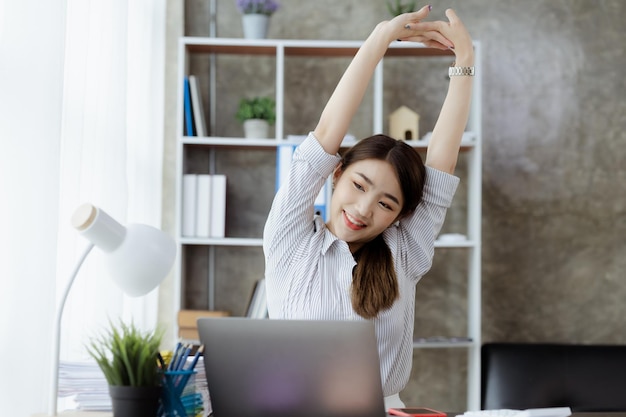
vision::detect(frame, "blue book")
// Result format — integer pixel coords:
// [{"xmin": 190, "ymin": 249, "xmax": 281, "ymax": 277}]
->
[
  {"xmin": 183, "ymin": 76, "xmax": 194, "ymax": 136},
  {"xmin": 276, "ymin": 143, "xmax": 329, "ymax": 221}
]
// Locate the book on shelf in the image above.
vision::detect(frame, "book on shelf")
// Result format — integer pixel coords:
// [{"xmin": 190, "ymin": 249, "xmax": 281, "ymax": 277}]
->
[
  {"xmin": 182, "ymin": 174, "xmax": 198, "ymax": 237},
  {"xmin": 195, "ymin": 174, "xmax": 212, "ymax": 237},
  {"xmin": 181, "ymin": 174, "xmax": 227, "ymax": 238},
  {"xmin": 276, "ymin": 143, "xmax": 330, "ymax": 221},
  {"xmin": 183, "ymin": 76, "xmax": 195, "ymax": 136},
  {"xmin": 210, "ymin": 174, "xmax": 227, "ymax": 238},
  {"xmin": 188, "ymin": 75, "xmax": 207, "ymax": 137},
  {"xmin": 245, "ymin": 279, "xmax": 268, "ymax": 319},
  {"xmin": 178, "ymin": 309, "xmax": 230, "ymax": 342}
]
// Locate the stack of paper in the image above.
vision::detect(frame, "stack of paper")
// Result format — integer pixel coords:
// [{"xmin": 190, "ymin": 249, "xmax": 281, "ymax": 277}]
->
[
  {"xmin": 58, "ymin": 356, "xmax": 212, "ymax": 415},
  {"xmin": 58, "ymin": 359, "xmax": 111, "ymax": 411}
]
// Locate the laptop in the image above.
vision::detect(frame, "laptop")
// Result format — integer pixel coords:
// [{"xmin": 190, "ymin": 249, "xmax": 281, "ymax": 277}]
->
[{"xmin": 197, "ymin": 317, "xmax": 386, "ymax": 417}]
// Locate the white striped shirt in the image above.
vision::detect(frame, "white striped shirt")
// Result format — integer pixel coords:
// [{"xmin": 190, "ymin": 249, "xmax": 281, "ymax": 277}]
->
[{"xmin": 263, "ymin": 132, "xmax": 459, "ymax": 396}]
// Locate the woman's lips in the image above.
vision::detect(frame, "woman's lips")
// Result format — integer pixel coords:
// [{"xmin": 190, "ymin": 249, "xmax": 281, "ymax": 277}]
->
[{"xmin": 343, "ymin": 210, "xmax": 365, "ymax": 231}]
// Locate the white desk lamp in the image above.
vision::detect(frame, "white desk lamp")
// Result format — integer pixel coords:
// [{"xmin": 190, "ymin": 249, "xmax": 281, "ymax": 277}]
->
[{"xmin": 48, "ymin": 203, "xmax": 176, "ymax": 416}]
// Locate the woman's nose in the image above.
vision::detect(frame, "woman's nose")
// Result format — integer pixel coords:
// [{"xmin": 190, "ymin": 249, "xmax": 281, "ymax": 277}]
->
[{"xmin": 355, "ymin": 196, "xmax": 374, "ymax": 218}]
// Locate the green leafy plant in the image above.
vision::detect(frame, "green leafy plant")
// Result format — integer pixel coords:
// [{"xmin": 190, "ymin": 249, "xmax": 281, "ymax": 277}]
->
[
  {"xmin": 235, "ymin": 96, "xmax": 276, "ymax": 125},
  {"xmin": 386, "ymin": 0, "xmax": 415, "ymax": 16},
  {"xmin": 87, "ymin": 320, "xmax": 163, "ymax": 387}
]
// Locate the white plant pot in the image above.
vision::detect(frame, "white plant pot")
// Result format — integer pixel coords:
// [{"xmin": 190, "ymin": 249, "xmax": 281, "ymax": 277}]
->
[
  {"xmin": 242, "ymin": 14, "xmax": 270, "ymax": 39},
  {"xmin": 243, "ymin": 119, "xmax": 270, "ymax": 139}
]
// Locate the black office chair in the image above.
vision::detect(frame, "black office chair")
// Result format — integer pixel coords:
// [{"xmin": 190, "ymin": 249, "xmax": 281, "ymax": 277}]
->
[{"xmin": 481, "ymin": 343, "xmax": 626, "ymax": 411}]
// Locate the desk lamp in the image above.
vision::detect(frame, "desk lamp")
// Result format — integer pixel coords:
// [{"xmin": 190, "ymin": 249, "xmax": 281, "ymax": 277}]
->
[{"xmin": 48, "ymin": 203, "xmax": 176, "ymax": 416}]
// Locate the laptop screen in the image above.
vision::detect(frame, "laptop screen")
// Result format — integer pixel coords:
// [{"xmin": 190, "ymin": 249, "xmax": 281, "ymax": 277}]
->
[{"xmin": 198, "ymin": 317, "xmax": 386, "ymax": 417}]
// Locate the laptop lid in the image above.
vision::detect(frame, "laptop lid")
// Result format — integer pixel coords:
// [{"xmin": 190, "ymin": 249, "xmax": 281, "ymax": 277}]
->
[{"xmin": 197, "ymin": 317, "xmax": 386, "ymax": 417}]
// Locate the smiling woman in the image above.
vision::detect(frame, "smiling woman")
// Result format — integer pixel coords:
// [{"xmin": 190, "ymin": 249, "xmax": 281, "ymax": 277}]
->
[
  {"xmin": 262, "ymin": 6, "xmax": 474, "ymax": 411},
  {"xmin": 328, "ymin": 136, "xmax": 421, "ymax": 253}
]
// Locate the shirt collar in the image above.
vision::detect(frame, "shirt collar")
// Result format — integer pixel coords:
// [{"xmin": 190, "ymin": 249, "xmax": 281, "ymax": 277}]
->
[{"xmin": 317, "ymin": 218, "xmax": 351, "ymax": 256}]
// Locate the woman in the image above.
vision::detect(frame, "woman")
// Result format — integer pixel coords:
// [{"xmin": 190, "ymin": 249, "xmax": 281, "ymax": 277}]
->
[{"xmin": 263, "ymin": 5, "xmax": 474, "ymax": 409}]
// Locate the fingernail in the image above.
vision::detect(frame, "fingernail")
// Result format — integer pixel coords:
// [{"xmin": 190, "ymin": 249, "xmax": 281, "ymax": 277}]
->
[{"xmin": 428, "ymin": 4, "xmax": 432, "ymax": 11}]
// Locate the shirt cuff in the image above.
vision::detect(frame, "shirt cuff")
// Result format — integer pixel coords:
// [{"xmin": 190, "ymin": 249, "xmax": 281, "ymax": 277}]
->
[
  {"xmin": 423, "ymin": 166, "xmax": 460, "ymax": 208},
  {"xmin": 295, "ymin": 132, "xmax": 342, "ymax": 178}
]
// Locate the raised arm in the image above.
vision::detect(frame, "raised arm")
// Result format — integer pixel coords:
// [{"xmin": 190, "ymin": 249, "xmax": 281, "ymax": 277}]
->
[
  {"xmin": 313, "ymin": 5, "xmax": 453, "ymax": 155},
  {"xmin": 424, "ymin": 9, "xmax": 475, "ymax": 174}
]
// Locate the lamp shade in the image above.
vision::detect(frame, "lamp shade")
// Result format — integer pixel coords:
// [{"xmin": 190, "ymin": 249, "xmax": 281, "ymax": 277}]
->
[{"xmin": 71, "ymin": 203, "xmax": 176, "ymax": 296}]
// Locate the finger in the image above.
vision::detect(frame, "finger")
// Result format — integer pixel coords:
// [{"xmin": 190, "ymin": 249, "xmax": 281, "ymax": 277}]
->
[
  {"xmin": 420, "ymin": 39, "xmax": 450, "ymax": 51},
  {"xmin": 412, "ymin": 4, "xmax": 432, "ymax": 18},
  {"xmin": 405, "ymin": 23, "xmax": 454, "ymax": 48},
  {"xmin": 424, "ymin": 31, "xmax": 454, "ymax": 49},
  {"xmin": 402, "ymin": 4, "xmax": 432, "ymax": 29},
  {"xmin": 407, "ymin": 21, "xmax": 443, "ymax": 33},
  {"xmin": 402, "ymin": 32, "xmax": 451, "ymax": 49},
  {"xmin": 445, "ymin": 8, "xmax": 459, "ymax": 24}
]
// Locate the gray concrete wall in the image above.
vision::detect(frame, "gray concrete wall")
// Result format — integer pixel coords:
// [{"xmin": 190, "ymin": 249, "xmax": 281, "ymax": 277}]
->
[{"xmin": 163, "ymin": 0, "xmax": 626, "ymax": 410}]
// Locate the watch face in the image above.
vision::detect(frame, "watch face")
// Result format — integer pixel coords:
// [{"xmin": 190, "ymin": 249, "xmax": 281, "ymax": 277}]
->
[{"xmin": 449, "ymin": 66, "xmax": 475, "ymax": 76}]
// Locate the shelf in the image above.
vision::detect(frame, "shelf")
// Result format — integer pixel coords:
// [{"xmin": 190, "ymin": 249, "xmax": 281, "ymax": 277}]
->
[
  {"xmin": 181, "ymin": 131, "xmax": 478, "ymax": 151},
  {"xmin": 180, "ymin": 236, "xmax": 477, "ymax": 249},
  {"xmin": 413, "ymin": 338, "xmax": 476, "ymax": 349},
  {"xmin": 183, "ymin": 37, "xmax": 456, "ymax": 58},
  {"xmin": 176, "ymin": 35, "xmax": 483, "ymax": 410},
  {"xmin": 180, "ymin": 237, "xmax": 263, "ymax": 246}
]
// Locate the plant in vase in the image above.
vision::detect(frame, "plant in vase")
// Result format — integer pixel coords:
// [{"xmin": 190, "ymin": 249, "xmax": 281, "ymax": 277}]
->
[
  {"xmin": 386, "ymin": 0, "xmax": 415, "ymax": 16},
  {"xmin": 235, "ymin": 96, "xmax": 276, "ymax": 139},
  {"xmin": 236, "ymin": 0, "xmax": 280, "ymax": 39},
  {"xmin": 87, "ymin": 320, "xmax": 164, "ymax": 417}
]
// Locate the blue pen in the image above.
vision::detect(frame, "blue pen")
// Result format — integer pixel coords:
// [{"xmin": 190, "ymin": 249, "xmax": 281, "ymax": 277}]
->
[
  {"xmin": 186, "ymin": 345, "xmax": 204, "ymax": 371},
  {"xmin": 175, "ymin": 344, "xmax": 192, "ymax": 370},
  {"xmin": 168, "ymin": 342, "xmax": 182, "ymax": 370}
]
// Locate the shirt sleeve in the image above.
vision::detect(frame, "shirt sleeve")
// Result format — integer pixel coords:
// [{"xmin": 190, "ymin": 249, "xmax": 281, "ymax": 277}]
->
[
  {"xmin": 263, "ymin": 133, "xmax": 341, "ymax": 269},
  {"xmin": 389, "ymin": 166, "xmax": 460, "ymax": 280}
]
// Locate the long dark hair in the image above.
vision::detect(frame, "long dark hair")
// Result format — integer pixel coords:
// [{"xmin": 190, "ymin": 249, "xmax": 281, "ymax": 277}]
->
[{"xmin": 337, "ymin": 134, "xmax": 426, "ymax": 319}]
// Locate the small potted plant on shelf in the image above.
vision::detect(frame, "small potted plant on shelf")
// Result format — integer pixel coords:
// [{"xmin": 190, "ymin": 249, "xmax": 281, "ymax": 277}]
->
[
  {"xmin": 235, "ymin": 0, "xmax": 281, "ymax": 39},
  {"xmin": 87, "ymin": 320, "xmax": 164, "ymax": 417},
  {"xmin": 235, "ymin": 95, "xmax": 276, "ymax": 139},
  {"xmin": 386, "ymin": 0, "xmax": 415, "ymax": 16}
]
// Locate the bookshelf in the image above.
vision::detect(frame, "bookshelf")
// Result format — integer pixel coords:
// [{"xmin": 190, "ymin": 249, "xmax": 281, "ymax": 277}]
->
[{"xmin": 174, "ymin": 37, "xmax": 482, "ymax": 409}]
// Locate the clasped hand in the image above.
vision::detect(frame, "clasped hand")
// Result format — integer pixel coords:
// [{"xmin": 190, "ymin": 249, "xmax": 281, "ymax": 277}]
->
[{"xmin": 383, "ymin": 5, "xmax": 474, "ymax": 61}]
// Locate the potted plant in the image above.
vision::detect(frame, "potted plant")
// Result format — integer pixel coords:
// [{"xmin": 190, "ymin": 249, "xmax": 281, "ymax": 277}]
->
[
  {"xmin": 235, "ymin": 96, "xmax": 276, "ymax": 139},
  {"xmin": 87, "ymin": 320, "xmax": 164, "ymax": 417},
  {"xmin": 386, "ymin": 0, "xmax": 415, "ymax": 16},
  {"xmin": 235, "ymin": 0, "xmax": 281, "ymax": 39}
]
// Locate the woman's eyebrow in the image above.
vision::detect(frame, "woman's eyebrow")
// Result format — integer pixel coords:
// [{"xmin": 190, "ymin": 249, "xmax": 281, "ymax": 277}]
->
[{"xmin": 355, "ymin": 172, "xmax": 400, "ymax": 205}]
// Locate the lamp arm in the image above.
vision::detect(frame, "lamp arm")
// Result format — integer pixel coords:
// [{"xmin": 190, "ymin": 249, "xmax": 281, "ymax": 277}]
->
[{"xmin": 48, "ymin": 242, "xmax": 95, "ymax": 416}]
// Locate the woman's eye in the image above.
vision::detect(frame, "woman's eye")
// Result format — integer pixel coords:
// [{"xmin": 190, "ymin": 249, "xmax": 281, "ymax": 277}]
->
[
  {"xmin": 379, "ymin": 202, "xmax": 391, "ymax": 210},
  {"xmin": 352, "ymin": 182, "xmax": 364, "ymax": 191}
]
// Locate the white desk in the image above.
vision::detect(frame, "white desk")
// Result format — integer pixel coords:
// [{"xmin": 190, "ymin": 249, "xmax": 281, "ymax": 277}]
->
[{"xmin": 32, "ymin": 413, "xmax": 112, "ymax": 417}]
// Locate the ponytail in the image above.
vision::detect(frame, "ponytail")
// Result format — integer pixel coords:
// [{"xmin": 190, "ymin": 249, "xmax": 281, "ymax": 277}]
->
[
  {"xmin": 351, "ymin": 234, "xmax": 398, "ymax": 319},
  {"xmin": 339, "ymin": 134, "xmax": 425, "ymax": 319}
]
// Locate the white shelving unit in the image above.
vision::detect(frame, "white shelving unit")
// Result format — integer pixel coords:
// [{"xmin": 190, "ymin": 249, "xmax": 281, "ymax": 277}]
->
[{"xmin": 174, "ymin": 37, "xmax": 482, "ymax": 410}]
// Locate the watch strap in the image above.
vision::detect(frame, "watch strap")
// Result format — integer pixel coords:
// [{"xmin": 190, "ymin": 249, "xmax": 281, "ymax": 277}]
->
[{"xmin": 448, "ymin": 66, "xmax": 475, "ymax": 77}]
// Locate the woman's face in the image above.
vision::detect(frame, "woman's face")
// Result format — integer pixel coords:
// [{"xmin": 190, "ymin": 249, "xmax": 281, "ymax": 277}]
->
[{"xmin": 327, "ymin": 158, "xmax": 403, "ymax": 253}]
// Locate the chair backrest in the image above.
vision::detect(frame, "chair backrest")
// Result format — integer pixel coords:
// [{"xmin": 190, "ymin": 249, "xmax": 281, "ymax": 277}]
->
[{"xmin": 481, "ymin": 343, "xmax": 626, "ymax": 411}]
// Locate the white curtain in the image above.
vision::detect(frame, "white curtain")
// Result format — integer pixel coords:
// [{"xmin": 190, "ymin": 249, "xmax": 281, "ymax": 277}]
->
[
  {"xmin": 0, "ymin": 0, "xmax": 66, "ymax": 414},
  {"xmin": 0, "ymin": 0, "xmax": 167, "ymax": 414},
  {"xmin": 56, "ymin": 0, "xmax": 167, "ymax": 361}
]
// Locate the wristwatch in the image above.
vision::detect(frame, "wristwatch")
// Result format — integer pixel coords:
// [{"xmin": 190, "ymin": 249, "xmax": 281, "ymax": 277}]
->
[{"xmin": 448, "ymin": 66, "xmax": 475, "ymax": 77}]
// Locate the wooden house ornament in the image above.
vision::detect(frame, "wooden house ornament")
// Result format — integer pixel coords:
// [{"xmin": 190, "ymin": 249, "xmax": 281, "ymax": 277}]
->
[{"xmin": 389, "ymin": 105, "xmax": 420, "ymax": 140}]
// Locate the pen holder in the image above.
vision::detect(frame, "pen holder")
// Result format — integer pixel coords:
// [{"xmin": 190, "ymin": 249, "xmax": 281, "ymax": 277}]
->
[{"xmin": 159, "ymin": 370, "xmax": 202, "ymax": 417}]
